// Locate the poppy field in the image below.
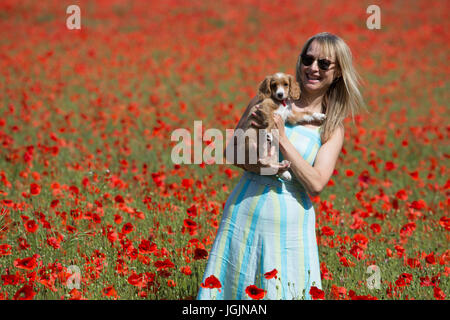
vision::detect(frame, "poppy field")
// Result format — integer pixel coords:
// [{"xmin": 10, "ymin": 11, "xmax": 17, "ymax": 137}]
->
[{"xmin": 0, "ymin": 0, "xmax": 448, "ymax": 300}]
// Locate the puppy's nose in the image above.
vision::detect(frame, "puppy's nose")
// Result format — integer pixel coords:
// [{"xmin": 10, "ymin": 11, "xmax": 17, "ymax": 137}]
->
[{"xmin": 277, "ymin": 92, "xmax": 283, "ymax": 98}]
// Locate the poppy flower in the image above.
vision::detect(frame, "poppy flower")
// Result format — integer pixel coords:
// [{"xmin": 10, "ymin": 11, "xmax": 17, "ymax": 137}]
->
[
  {"xmin": 127, "ymin": 272, "xmax": 146, "ymax": 288},
  {"xmin": 434, "ymin": 286, "xmax": 446, "ymax": 300},
  {"xmin": 14, "ymin": 255, "xmax": 38, "ymax": 270},
  {"xmin": 121, "ymin": 222, "xmax": 134, "ymax": 234},
  {"xmin": 309, "ymin": 286, "xmax": 325, "ymax": 300},
  {"xmin": 245, "ymin": 285, "xmax": 266, "ymax": 300},
  {"xmin": 320, "ymin": 262, "xmax": 333, "ymax": 280},
  {"xmin": 114, "ymin": 194, "xmax": 124, "ymax": 203},
  {"xmin": 138, "ymin": 239, "xmax": 157, "ymax": 254},
  {"xmin": 29, "ymin": 183, "xmax": 41, "ymax": 196},
  {"xmin": 193, "ymin": 248, "xmax": 208, "ymax": 260},
  {"xmin": 183, "ymin": 218, "xmax": 197, "ymax": 230},
  {"xmin": 13, "ymin": 285, "xmax": 37, "ymax": 300},
  {"xmin": 395, "ymin": 189, "xmax": 408, "ymax": 200},
  {"xmin": 339, "ymin": 256, "xmax": 355, "ymax": 267},
  {"xmin": 101, "ymin": 285, "xmax": 117, "ymax": 298},
  {"xmin": 180, "ymin": 265, "xmax": 192, "ymax": 276},
  {"xmin": 200, "ymin": 275, "xmax": 222, "ymax": 292},
  {"xmin": 154, "ymin": 258, "xmax": 175, "ymax": 270},
  {"xmin": 425, "ymin": 252, "xmax": 436, "ymax": 265},
  {"xmin": 264, "ymin": 269, "xmax": 278, "ymax": 280},
  {"xmin": 385, "ymin": 161, "xmax": 396, "ymax": 171},
  {"xmin": 400, "ymin": 222, "xmax": 416, "ymax": 237},
  {"xmin": 321, "ymin": 226, "xmax": 334, "ymax": 236},
  {"xmin": 68, "ymin": 288, "xmax": 83, "ymax": 300},
  {"xmin": 370, "ymin": 223, "xmax": 381, "ymax": 234},
  {"xmin": 330, "ymin": 284, "xmax": 347, "ymax": 300},
  {"xmin": 0, "ymin": 244, "xmax": 12, "ymax": 256},
  {"xmin": 186, "ymin": 205, "xmax": 197, "ymax": 217}
]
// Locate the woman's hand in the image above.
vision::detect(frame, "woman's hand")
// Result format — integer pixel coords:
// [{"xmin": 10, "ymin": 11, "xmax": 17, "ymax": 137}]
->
[
  {"xmin": 273, "ymin": 113, "xmax": 287, "ymax": 143},
  {"xmin": 249, "ymin": 105, "xmax": 268, "ymax": 129}
]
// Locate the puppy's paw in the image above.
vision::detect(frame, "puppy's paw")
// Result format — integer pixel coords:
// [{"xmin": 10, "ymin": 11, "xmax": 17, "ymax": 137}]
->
[
  {"xmin": 280, "ymin": 160, "xmax": 291, "ymax": 168},
  {"xmin": 312, "ymin": 112, "xmax": 326, "ymax": 121},
  {"xmin": 279, "ymin": 171, "xmax": 292, "ymax": 181},
  {"xmin": 302, "ymin": 115, "xmax": 314, "ymax": 123}
]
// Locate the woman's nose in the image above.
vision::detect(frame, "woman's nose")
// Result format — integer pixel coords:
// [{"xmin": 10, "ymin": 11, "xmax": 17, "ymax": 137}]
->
[{"xmin": 310, "ymin": 60, "xmax": 320, "ymax": 72}]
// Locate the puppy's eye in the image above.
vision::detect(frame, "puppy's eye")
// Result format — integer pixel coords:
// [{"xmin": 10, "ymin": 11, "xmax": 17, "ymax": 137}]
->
[{"xmin": 284, "ymin": 83, "xmax": 288, "ymax": 86}]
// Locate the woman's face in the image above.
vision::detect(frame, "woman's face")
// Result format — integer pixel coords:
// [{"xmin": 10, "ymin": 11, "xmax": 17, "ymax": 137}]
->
[{"xmin": 298, "ymin": 40, "xmax": 340, "ymax": 95}]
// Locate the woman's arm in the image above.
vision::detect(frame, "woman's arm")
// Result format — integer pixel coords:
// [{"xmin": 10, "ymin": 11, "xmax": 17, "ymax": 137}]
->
[{"xmin": 279, "ymin": 122, "xmax": 345, "ymax": 196}]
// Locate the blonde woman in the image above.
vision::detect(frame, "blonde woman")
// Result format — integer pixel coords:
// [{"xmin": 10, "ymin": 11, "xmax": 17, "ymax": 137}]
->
[{"xmin": 197, "ymin": 32, "xmax": 365, "ymax": 300}]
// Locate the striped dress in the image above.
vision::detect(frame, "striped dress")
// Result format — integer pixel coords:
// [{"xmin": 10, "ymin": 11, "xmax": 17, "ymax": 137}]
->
[{"xmin": 197, "ymin": 123, "xmax": 323, "ymax": 300}]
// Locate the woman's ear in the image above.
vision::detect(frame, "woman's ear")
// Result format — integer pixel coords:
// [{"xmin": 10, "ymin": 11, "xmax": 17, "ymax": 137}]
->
[
  {"xmin": 288, "ymin": 75, "xmax": 300, "ymax": 100},
  {"xmin": 257, "ymin": 76, "xmax": 272, "ymax": 100}
]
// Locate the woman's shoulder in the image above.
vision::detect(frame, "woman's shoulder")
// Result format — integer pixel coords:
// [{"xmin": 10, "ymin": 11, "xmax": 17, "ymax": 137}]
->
[{"xmin": 321, "ymin": 123, "xmax": 344, "ymax": 146}]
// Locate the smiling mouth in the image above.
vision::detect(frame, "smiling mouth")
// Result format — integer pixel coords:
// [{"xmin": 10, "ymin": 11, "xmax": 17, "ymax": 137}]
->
[{"xmin": 306, "ymin": 73, "xmax": 322, "ymax": 82}]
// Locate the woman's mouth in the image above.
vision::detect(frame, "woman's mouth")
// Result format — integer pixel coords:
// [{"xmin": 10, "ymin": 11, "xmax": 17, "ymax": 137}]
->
[{"xmin": 305, "ymin": 73, "xmax": 321, "ymax": 83}]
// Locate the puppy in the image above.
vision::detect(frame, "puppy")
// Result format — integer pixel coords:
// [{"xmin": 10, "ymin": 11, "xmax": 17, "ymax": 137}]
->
[{"xmin": 240, "ymin": 72, "xmax": 326, "ymax": 180}]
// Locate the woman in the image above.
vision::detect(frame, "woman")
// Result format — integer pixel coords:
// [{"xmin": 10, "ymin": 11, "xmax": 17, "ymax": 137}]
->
[{"xmin": 197, "ymin": 32, "xmax": 365, "ymax": 300}]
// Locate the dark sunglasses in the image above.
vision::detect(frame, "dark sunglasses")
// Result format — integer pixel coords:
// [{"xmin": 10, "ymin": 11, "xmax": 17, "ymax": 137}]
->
[{"xmin": 301, "ymin": 54, "xmax": 334, "ymax": 71}]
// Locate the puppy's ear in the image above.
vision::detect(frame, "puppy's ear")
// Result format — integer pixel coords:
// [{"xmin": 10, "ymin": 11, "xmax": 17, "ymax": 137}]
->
[
  {"xmin": 288, "ymin": 75, "xmax": 300, "ymax": 100},
  {"xmin": 257, "ymin": 76, "xmax": 272, "ymax": 101}
]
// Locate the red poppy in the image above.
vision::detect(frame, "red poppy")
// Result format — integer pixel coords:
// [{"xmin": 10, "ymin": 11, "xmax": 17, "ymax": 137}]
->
[
  {"xmin": 13, "ymin": 285, "xmax": 37, "ymax": 300},
  {"xmin": 395, "ymin": 189, "xmax": 408, "ymax": 200},
  {"xmin": 114, "ymin": 214, "xmax": 122, "ymax": 224},
  {"xmin": 114, "ymin": 194, "xmax": 124, "ymax": 203},
  {"xmin": 425, "ymin": 252, "xmax": 436, "ymax": 265},
  {"xmin": 321, "ymin": 226, "xmax": 334, "ymax": 236},
  {"xmin": 439, "ymin": 216, "xmax": 450, "ymax": 231},
  {"xmin": 320, "ymin": 262, "xmax": 333, "ymax": 280},
  {"xmin": 154, "ymin": 258, "xmax": 175, "ymax": 270},
  {"xmin": 138, "ymin": 239, "xmax": 157, "ymax": 254},
  {"xmin": 0, "ymin": 244, "xmax": 12, "ymax": 256},
  {"xmin": 330, "ymin": 284, "xmax": 347, "ymax": 300},
  {"xmin": 370, "ymin": 223, "xmax": 381, "ymax": 234},
  {"xmin": 409, "ymin": 199, "xmax": 426, "ymax": 210},
  {"xmin": 68, "ymin": 288, "xmax": 83, "ymax": 300},
  {"xmin": 14, "ymin": 255, "xmax": 38, "ymax": 270},
  {"xmin": 194, "ymin": 248, "xmax": 208, "ymax": 260},
  {"xmin": 385, "ymin": 161, "xmax": 396, "ymax": 171},
  {"xmin": 183, "ymin": 218, "xmax": 197, "ymax": 229},
  {"xmin": 2, "ymin": 273, "xmax": 20, "ymax": 285},
  {"xmin": 101, "ymin": 285, "xmax": 117, "ymax": 298},
  {"xmin": 245, "ymin": 285, "xmax": 266, "ymax": 300},
  {"xmin": 339, "ymin": 256, "xmax": 355, "ymax": 267},
  {"xmin": 263, "ymin": 269, "xmax": 278, "ymax": 280},
  {"xmin": 186, "ymin": 205, "xmax": 197, "ymax": 217},
  {"xmin": 180, "ymin": 265, "xmax": 192, "ymax": 276},
  {"xmin": 309, "ymin": 286, "xmax": 325, "ymax": 300},
  {"xmin": 400, "ymin": 222, "xmax": 416, "ymax": 237},
  {"xmin": 29, "ymin": 183, "xmax": 41, "ymax": 196},
  {"xmin": 121, "ymin": 222, "xmax": 134, "ymax": 234},
  {"xmin": 433, "ymin": 287, "xmax": 446, "ymax": 300},
  {"xmin": 127, "ymin": 272, "xmax": 146, "ymax": 288},
  {"xmin": 201, "ymin": 275, "xmax": 222, "ymax": 292}
]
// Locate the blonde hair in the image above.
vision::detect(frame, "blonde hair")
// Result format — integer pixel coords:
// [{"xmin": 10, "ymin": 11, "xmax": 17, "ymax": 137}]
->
[{"xmin": 296, "ymin": 32, "xmax": 366, "ymax": 143}]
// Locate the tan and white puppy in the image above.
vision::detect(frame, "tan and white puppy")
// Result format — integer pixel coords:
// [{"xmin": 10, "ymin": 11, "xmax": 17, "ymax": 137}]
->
[{"xmin": 240, "ymin": 72, "xmax": 326, "ymax": 180}]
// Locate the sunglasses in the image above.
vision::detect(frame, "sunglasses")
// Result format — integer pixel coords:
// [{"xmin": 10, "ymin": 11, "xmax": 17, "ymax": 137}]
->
[{"xmin": 301, "ymin": 54, "xmax": 334, "ymax": 71}]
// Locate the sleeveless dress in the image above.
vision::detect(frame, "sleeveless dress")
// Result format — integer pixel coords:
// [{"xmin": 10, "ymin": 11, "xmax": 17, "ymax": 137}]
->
[{"xmin": 197, "ymin": 123, "xmax": 323, "ymax": 300}]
